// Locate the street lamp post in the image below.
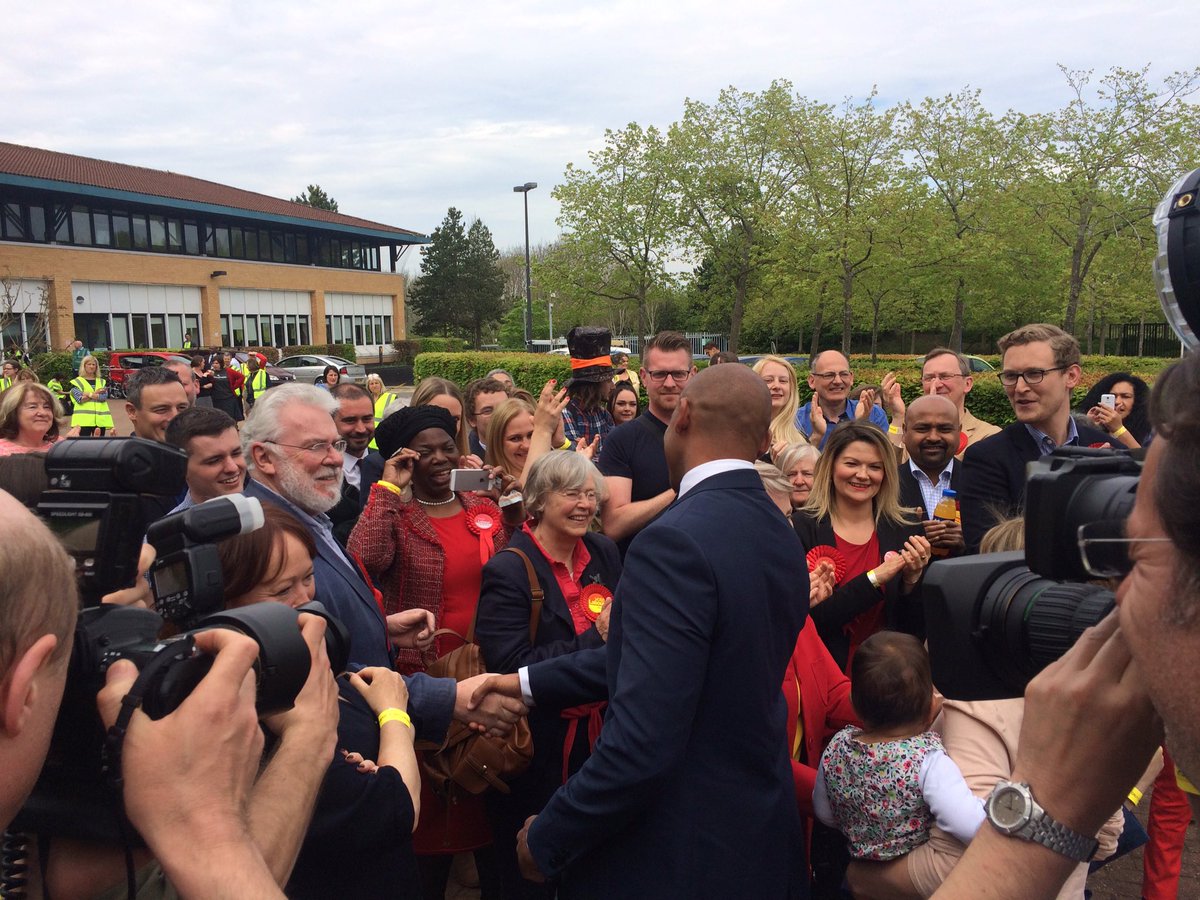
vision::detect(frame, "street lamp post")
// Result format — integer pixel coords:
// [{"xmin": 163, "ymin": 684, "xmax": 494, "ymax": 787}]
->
[
  {"xmin": 513, "ymin": 182, "xmax": 538, "ymax": 352},
  {"xmin": 548, "ymin": 292, "xmax": 555, "ymax": 351}
]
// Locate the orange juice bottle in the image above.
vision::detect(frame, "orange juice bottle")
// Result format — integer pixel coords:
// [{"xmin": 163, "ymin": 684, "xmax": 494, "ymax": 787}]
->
[{"xmin": 930, "ymin": 489, "xmax": 958, "ymax": 557}]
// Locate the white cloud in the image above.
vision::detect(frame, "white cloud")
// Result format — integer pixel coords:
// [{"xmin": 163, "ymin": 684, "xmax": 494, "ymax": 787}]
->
[{"xmin": 4, "ymin": 0, "xmax": 1195, "ymax": 274}]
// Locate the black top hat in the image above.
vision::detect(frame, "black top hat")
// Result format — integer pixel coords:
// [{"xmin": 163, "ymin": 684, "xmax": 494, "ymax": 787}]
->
[{"xmin": 566, "ymin": 326, "xmax": 613, "ymax": 383}]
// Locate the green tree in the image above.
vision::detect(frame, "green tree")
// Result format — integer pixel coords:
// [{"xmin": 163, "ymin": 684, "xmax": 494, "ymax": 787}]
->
[
  {"xmin": 461, "ymin": 219, "xmax": 508, "ymax": 349},
  {"xmin": 408, "ymin": 208, "xmax": 470, "ymax": 337},
  {"xmin": 291, "ymin": 184, "xmax": 339, "ymax": 211}
]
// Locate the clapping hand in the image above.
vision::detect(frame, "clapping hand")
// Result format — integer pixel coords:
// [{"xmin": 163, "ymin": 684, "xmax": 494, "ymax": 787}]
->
[
  {"xmin": 534, "ymin": 380, "xmax": 570, "ymax": 441},
  {"xmin": 854, "ymin": 389, "xmax": 878, "ymax": 421},
  {"xmin": 881, "ymin": 372, "xmax": 905, "ymax": 419},
  {"xmin": 809, "ymin": 395, "xmax": 827, "ymax": 444},
  {"xmin": 809, "ymin": 559, "xmax": 836, "ymax": 608}
]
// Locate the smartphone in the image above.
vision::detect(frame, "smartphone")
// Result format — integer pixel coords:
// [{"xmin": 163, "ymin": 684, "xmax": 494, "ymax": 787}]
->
[
  {"xmin": 1100, "ymin": 393, "xmax": 1116, "ymax": 409},
  {"xmin": 449, "ymin": 468, "xmax": 496, "ymax": 492}
]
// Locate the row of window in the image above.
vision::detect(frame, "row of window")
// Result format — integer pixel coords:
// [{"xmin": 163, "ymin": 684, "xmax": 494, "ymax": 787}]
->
[
  {"xmin": 220, "ymin": 314, "xmax": 312, "ymax": 348},
  {"xmin": 0, "ymin": 189, "xmax": 387, "ymax": 271},
  {"xmin": 325, "ymin": 315, "xmax": 394, "ymax": 346}
]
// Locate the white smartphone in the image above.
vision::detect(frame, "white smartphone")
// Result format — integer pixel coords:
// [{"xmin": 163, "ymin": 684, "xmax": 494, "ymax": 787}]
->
[
  {"xmin": 449, "ymin": 468, "xmax": 496, "ymax": 492},
  {"xmin": 1100, "ymin": 393, "xmax": 1116, "ymax": 409}
]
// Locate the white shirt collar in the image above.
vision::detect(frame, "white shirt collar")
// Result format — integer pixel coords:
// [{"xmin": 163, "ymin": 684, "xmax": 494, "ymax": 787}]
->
[{"xmin": 677, "ymin": 459, "xmax": 755, "ymax": 499}]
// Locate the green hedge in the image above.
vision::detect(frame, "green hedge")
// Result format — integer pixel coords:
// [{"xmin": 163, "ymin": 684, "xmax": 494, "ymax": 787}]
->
[
  {"xmin": 282, "ymin": 343, "xmax": 356, "ymax": 362},
  {"xmin": 415, "ymin": 352, "xmax": 573, "ymax": 393},
  {"xmin": 410, "ymin": 336, "xmax": 470, "ymax": 354},
  {"xmin": 30, "ymin": 351, "xmax": 78, "ymax": 382}
]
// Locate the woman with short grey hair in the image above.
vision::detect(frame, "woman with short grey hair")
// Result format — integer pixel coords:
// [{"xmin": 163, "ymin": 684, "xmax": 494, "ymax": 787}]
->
[{"xmin": 474, "ymin": 449, "xmax": 621, "ymax": 898}]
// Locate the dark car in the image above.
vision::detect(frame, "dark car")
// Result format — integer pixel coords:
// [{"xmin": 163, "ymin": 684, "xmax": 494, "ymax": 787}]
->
[{"xmin": 103, "ymin": 351, "xmax": 194, "ymax": 399}]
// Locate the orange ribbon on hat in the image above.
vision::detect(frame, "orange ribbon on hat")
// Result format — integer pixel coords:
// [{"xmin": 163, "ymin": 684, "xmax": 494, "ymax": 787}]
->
[{"xmin": 570, "ymin": 355, "xmax": 613, "ymax": 371}]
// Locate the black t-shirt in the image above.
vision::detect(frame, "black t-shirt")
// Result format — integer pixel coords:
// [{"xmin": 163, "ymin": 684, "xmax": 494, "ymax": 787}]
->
[{"xmin": 598, "ymin": 410, "xmax": 671, "ymax": 555}]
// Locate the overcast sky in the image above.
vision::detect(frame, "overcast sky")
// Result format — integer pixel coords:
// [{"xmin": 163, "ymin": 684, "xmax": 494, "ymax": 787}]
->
[{"xmin": 5, "ymin": 0, "xmax": 1195, "ymax": 275}]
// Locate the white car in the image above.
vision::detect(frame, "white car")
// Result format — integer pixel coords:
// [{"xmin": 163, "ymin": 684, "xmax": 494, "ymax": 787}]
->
[
  {"xmin": 275, "ymin": 354, "xmax": 368, "ymax": 384},
  {"xmin": 549, "ymin": 346, "xmax": 632, "ymax": 357}
]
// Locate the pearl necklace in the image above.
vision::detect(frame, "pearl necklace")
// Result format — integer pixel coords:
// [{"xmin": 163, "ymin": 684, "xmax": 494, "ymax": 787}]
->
[{"xmin": 416, "ymin": 493, "xmax": 457, "ymax": 507}]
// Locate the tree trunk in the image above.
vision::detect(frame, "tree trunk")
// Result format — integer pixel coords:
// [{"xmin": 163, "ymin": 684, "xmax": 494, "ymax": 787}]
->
[
  {"xmin": 809, "ymin": 286, "xmax": 827, "ymax": 360},
  {"xmin": 950, "ymin": 276, "xmax": 965, "ymax": 352},
  {"xmin": 797, "ymin": 320, "xmax": 804, "ymax": 355},
  {"xmin": 637, "ymin": 292, "xmax": 649, "ymax": 350},
  {"xmin": 1063, "ymin": 221, "xmax": 1089, "ymax": 334},
  {"xmin": 840, "ymin": 263, "xmax": 854, "ymax": 357},
  {"xmin": 1085, "ymin": 288, "xmax": 1096, "ymax": 355},
  {"xmin": 870, "ymin": 298, "xmax": 881, "ymax": 364},
  {"xmin": 1099, "ymin": 314, "xmax": 1107, "ymax": 356},
  {"xmin": 729, "ymin": 269, "xmax": 748, "ymax": 355},
  {"xmin": 1137, "ymin": 313, "xmax": 1145, "ymax": 358}
]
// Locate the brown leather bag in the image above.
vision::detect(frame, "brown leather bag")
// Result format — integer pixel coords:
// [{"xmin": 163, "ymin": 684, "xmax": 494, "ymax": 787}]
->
[{"xmin": 418, "ymin": 547, "xmax": 543, "ymax": 796}]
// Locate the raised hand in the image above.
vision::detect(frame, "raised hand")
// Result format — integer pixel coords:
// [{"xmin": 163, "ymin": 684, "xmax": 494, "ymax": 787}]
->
[
  {"xmin": 809, "ymin": 395, "xmax": 827, "ymax": 444},
  {"xmin": 382, "ymin": 447, "xmax": 419, "ymax": 492},
  {"xmin": 809, "ymin": 559, "xmax": 836, "ymax": 607},
  {"xmin": 881, "ymin": 372, "xmax": 905, "ymax": 420},
  {"xmin": 854, "ymin": 389, "xmax": 878, "ymax": 421}
]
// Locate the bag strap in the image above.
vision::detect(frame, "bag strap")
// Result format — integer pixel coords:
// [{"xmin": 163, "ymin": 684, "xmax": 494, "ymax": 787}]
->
[
  {"xmin": 500, "ymin": 547, "xmax": 543, "ymax": 645},
  {"xmin": 462, "ymin": 546, "xmax": 544, "ymax": 646}
]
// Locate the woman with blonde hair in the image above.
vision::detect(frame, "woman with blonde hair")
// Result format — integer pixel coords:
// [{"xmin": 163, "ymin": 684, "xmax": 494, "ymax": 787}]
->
[
  {"xmin": 752, "ymin": 355, "xmax": 806, "ymax": 458},
  {"xmin": 70, "ymin": 355, "xmax": 115, "ymax": 437},
  {"xmin": 792, "ymin": 422, "xmax": 932, "ymax": 671},
  {"xmin": 485, "ymin": 396, "xmax": 537, "ymax": 485},
  {"xmin": 411, "ymin": 376, "xmax": 473, "ymax": 460}
]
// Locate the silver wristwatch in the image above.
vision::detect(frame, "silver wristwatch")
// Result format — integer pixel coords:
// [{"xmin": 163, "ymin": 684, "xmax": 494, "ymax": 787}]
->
[{"xmin": 985, "ymin": 780, "xmax": 1098, "ymax": 862}]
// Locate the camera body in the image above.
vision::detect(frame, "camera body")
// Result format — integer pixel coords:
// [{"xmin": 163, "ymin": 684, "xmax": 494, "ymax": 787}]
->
[{"xmin": 924, "ymin": 448, "xmax": 1140, "ymax": 700}]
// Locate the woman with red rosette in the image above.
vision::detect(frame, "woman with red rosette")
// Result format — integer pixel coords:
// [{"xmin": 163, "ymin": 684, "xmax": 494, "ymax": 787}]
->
[
  {"xmin": 475, "ymin": 450, "xmax": 621, "ymax": 899},
  {"xmin": 791, "ymin": 422, "xmax": 934, "ymax": 674},
  {"xmin": 348, "ymin": 404, "xmax": 524, "ymax": 900}
]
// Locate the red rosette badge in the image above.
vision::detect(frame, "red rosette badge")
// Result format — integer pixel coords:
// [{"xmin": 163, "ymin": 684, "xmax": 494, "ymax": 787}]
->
[
  {"xmin": 466, "ymin": 508, "xmax": 498, "ymax": 565},
  {"xmin": 957, "ymin": 431, "xmax": 969, "ymax": 456},
  {"xmin": 806, "ymin": 545, "xmax": 848, "ymax": 585},
  {"xmin": 579, "ymin": 584, "xmax": 613, "ymax": 622}
]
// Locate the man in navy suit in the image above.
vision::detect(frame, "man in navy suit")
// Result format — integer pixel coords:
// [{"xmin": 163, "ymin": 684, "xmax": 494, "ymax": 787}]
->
[
  {"xmin": 496, "ymin": 364, "xmax": 811, "ymax": 898},
  {"xmin": 240, "ymin": 383, "xmax": 525, "ymax": 741},
  {"xmin": 960, "ymin": 324, "xmax": 1113, "ymax": 552}
]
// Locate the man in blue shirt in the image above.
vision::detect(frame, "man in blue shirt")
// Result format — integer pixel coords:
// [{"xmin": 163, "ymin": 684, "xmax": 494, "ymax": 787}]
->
[{"xmin": 795, "ymin": 350, "xmax": 889, "ymax": 448}]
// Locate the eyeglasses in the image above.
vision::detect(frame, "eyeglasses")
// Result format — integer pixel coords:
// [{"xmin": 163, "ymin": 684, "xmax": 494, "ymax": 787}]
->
[
  {"xmin": 645, "ymin": 370, "xmax": 692, "ymax": 384},
  {"xmin": 811, "ymin": 370, "xmax": 852, "ymax": 381},
  {"xmin": 1076, "ymin": 521, "xmax": 1173, "ymax": 578},
  {"xmin": 920, "ymin": 373, "xmax": 966, "ymax": 384},
  {"xmin": 999, "ymin": 367, "xmax": 1066, "ymax": 386},
  {"xmin": 557, "ymin": 489, "xmax": 599, "ymax": 503},
  {"xmin": 264, "ymin": 439, "xmax": 347, "ymax": 456}
]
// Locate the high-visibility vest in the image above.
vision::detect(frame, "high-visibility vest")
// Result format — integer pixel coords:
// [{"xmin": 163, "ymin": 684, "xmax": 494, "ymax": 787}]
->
[
  {"xmin": 70, "ymin": 377, "xmax": 115, "ymax": 428},
  {"xmin": 0, "ymin": 377, "xmax": 11, "ymax": 392},
  {"xmin": 247, "ymin": 368, "xmax": 267, "ymax": 404},
  {"xmin": 369, "ymin": 391, "xmax": 398, "ymax": 450}
]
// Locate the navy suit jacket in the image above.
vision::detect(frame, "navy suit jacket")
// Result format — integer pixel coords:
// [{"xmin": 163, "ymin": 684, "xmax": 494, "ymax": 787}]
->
[
  {"xmin": 959, "ymin": 422, "xmax": 1113, "ymax": 553},
  {"xmin": 356, "ymin": 451, "xmax": 385, "ymax": 511},
  {"xmin": 244, "ymin": 479, "xmax": 454, "ymax": 742},
  {"xmin": 525, "ymin": 468, "xmax": 810, "ymax": 899}
]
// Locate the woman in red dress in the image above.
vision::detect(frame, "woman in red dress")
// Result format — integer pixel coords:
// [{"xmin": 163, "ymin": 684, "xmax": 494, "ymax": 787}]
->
[{"xmin": 348, "ymin": 404, "xmax": 525, "ymax": 900}]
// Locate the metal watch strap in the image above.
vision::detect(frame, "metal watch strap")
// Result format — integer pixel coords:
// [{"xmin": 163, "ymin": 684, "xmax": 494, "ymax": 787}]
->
[{"xmin": 1027, "ymin": 808, "xmax": 1099, "ymax": 862}]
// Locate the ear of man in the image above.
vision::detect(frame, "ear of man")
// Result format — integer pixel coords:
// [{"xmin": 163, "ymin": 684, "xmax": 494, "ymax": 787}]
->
[{"xmin": 2, "ymin": 634, "xmax": 60, "ymax": 737}]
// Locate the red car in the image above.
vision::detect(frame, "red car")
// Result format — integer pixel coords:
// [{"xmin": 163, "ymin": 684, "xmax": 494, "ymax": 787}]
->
[{"xmin": 103, "ymin": 351, "xmax": 194, "ymax": 399}]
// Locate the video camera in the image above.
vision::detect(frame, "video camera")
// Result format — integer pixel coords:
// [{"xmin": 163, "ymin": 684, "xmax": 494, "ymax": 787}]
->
[
  {"xmin": 923, "ymin": 448, "xmax": 1141, "ymax": 700},
  {"xmin": 14, "ymin": 438, "xmax": 349, "ymax": 840}
]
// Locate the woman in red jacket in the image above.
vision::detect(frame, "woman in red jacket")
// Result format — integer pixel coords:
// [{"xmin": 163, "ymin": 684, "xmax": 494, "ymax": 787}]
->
[{"xmin": 348, "ymin": 404, "xmax": 525, "ymax": 900}]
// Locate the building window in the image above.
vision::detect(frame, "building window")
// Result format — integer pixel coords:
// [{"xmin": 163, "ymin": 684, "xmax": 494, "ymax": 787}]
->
[
  {"xmin": 132, "ymin": 215, "xmax": 149, "ymax": 250},
  {"xmin": 383, "ymin": 316, "xmax": 393, "ymax": 342},
  {"xmin": 299, "ymin": 316, "xmax": 310, "ymax": 344},
  {"xmin": 149, "ymin": 314, "xmax": 167, "ymax": 347},
  {"xmin": 220, "ymin": 315, "xmax": 231, "ymax": 346},
  {"xmin": 71, "ymin": 206, "xmax": 92, "ymax": 245},
  {"xmin": 112, "ymin": 213, "xmax": 132, "ymax": 249},
  {"xmin": 111, "ymin": 315, "xmax": 131, "ymax": 350},
  {"xmin": 2, "ymin": 203, "xmax": 25, "ymax": 240},
  {"xmin": 285, "ymin": 315, "xmax": 297, "ymax": 346},
  {"xmin": 231, "ymin": 316, "xmax": 246, "ymax": 347},
  {"xmin": 244, "ymin": 229, "xmax": 258, "ymax": 260},
  {"xmin": 296, "ymin": 235, "xmax": 309, "ymax": 264},
  {"xmin": 167, "ymin": 220, "xmax": 183, "ymax": 251},
  {"xmin": 132, "ymin": 315, "xmax": 149, "ymax": 348},
  {"xmin": 245, "ymin": 315, "xmax": 259, "ymax": 345},
  {"xmin": 184, "ymin": 222, "xmax": 200, "ymax": 255},
  {"xmin": 28, "ymin": 204, "xmax": 46, "ymax": 242},
  {"xmin": 91, "ymin": 211, "xmax": 111, "ymax": 246},
  {"xmin": 231, "ymin": 228, "xmax": 244, "ymax": 258},
  {"xmin": 149, "ymin": 216, "xmax": 167, "ymax": 250},
  {"xmin": 214, "ymin": 226, "xmax": 231, "ymax": 258},
  {"xmin": 271, "ymin": 232, "xmax": 286, "ymax": 263}
]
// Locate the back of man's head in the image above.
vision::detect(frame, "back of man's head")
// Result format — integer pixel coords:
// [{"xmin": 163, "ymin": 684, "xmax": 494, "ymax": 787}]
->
[
  {"xmin": 0, "ymin": 489, "xmax": 78, "ymax": 828},
  {"xmin": 126, "ymin": 366, "xmax": 183, "ymax": 409},
  {"xmin": 676, "ymin": 363, "xmax": 771, "ymax": 460}
]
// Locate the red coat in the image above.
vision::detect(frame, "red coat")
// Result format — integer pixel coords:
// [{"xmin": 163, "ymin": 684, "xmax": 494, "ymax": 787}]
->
[
  {"xmin": 783, "ymin": 618, "xmax": 859, "ymax": 817},
  {"xmin": 226, "ymin": 366, "xmax": 245, "ymax": 396},
  {"xmin": 347, "ymin": 485, "xmax": 511, "ymax": 673}
]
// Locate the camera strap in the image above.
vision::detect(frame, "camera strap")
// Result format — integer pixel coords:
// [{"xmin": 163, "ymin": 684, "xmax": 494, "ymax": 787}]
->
[{"xmin": 100, "ymin": 635, "xmax": 198, "ymax": 791}]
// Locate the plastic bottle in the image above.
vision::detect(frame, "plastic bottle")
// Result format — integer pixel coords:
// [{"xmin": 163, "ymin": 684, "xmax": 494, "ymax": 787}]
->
[{"xmin": 930, "ymin": 489, "xmax": 959, "ymax": 558}]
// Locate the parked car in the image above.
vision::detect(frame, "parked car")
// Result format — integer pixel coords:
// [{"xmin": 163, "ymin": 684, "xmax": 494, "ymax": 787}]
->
[
  {"xmin": 549, "ymin": 346, "xmax": 633, "ymax": 357},
  {"xmin": 103, "ymin": 351, "xmax": 194, "ymax": 399},
  {"xmin": 737, "ymin": 354, "xmax": 810, "ymax": 369},
  {"xmin": 275, "ymin": 354, "xmax": 367, "ymax": 385},
  {"xmin": 226, "ymin": 351, "xmax": 295, "ymax": 389},
  {"xmin": 912, "ymin": 354, "xmax": 995, "ymax": 373}
]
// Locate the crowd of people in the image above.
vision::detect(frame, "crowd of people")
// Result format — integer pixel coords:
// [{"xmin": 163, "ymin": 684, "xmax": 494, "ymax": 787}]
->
[{"xmin": 0, "ymin": 321, "xmax": 1191, "ymax": 900}]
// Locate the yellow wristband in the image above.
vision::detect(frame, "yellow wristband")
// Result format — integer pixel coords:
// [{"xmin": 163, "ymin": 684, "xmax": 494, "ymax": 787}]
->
[
  {"xmin": 558, "ymin": 438, "xmax": 572, "ymax": 451},
  {"xmin": 866, "ymin": 569, "xmax": 881, "ymax": 589},
  {"xmin": 887, "ymin": 424, "xmax": 900, "ymax": 434},
  {"xmin": 376, "ymin": 480, "xmax": 401, "ymax": 495},
  {"xmin": 1127, "ymin": 786, "xmax": 1144, "ymax": 806},
  {"xmin": 378, "ymin": 708, "xmax": 412, "ymax": 729},
  {"xmin": 1112, "ymin": 426, "xmax": 1128, "ymax": 438}
]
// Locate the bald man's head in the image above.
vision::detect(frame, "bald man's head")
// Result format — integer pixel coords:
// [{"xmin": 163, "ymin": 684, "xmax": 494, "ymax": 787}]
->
[
  {"xmin": 807, "ymin": 350, "xmax": 854, "ymax": 408},
  {"xmin": 664, "ymin": 364, "xmax": 772, "ymax": 487},
  {"xmin": 904, "ymin": 394, "xmax": 961, "ymax": 474}
]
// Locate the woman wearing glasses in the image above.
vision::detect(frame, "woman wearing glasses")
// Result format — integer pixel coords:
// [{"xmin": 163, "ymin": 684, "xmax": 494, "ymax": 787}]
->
[
  {"xmin": 792, "ymin": 422, "xmax": 933, "ymax": 672},
  {"xmin": 475, "ymin": 451, "xmax": 620, "ymax": 899},
  {"xmin": 348, "ymin": 404, "xmax": 524, "ymax": 898}
]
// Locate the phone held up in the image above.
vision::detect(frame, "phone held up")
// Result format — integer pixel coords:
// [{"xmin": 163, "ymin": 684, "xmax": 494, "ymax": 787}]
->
[{"xmin": 449, "ymin": 468, "xmax": 497, "ymax": 492}]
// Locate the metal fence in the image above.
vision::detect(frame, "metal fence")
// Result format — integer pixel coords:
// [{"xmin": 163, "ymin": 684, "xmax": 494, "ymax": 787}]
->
[{"xmin": 614, "ymin": 332, "xmax": 725, "ymax": 356}]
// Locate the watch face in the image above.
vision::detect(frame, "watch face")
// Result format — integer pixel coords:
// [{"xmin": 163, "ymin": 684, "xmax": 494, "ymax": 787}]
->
[{"xmin": 989, "ymin": 785, "xmax": 1031, "ymax": 830}]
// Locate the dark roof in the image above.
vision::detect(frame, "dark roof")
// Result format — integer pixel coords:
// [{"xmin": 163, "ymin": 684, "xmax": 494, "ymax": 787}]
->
[{"xmin": 0, "ymin": 141, "xmax": 425, "ymax": 243}]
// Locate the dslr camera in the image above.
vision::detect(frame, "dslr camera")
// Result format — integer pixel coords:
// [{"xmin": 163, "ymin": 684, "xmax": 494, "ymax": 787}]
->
[
  {"xmin": 14, "ymin": 438, "xmax": 348, "ymax": 840},
  {"xmin": 922, "ymin": 447, "xmax": 1140, "ymax": 700}
]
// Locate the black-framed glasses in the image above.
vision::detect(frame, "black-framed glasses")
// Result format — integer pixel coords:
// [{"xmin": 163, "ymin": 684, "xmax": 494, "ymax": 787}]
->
[
  {"xmin": 811, "ymin": 370, "xmax": 852, "ymax": 381},
  {"xmin": 1076, "ymin": 521, "xmax": 1173, "ymax": 578},
  {"xmin": 645, "ymin": 369, "xmax": 692, "ymax": 384},
  {"xmin": 999, "ymin": 367, "xmax": 1067, "ymax": 386},
  {"xmin": 263, "ymin": 439, "xmax": 347, "ymax": 456}
]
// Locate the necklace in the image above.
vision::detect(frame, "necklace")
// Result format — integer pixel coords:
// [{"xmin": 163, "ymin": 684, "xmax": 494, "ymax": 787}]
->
[{"xmin": 416, "ymin": 493, "xmax": 457, "ymax": 507}]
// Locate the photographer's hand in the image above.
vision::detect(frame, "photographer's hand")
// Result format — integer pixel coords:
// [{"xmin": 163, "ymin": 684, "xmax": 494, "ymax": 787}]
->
[
  {"xmin": 96, "ymin": 630, "xmax": 284, "ymax": 898},
  {"xmin": 933, "ymin": 613, "xmax": 1161, "ymax": 899},
  {"xmin": 100, "ymin": 543, "xmax": 157, "ymax": 609},
  {"xmin": 254, "ymin": 615, "xmax": 339, "ymax": 884}
]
